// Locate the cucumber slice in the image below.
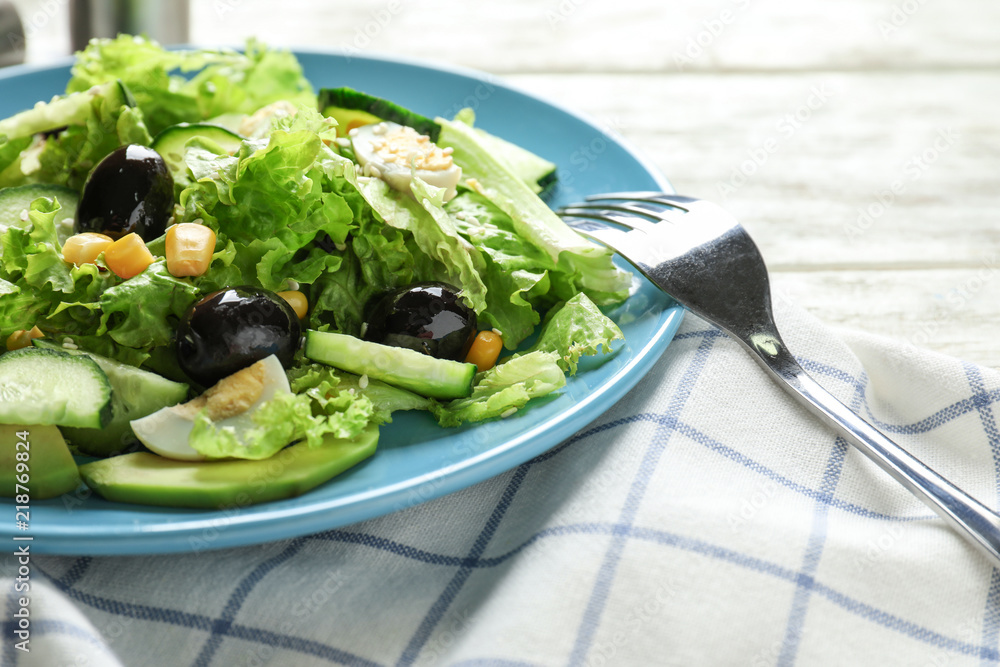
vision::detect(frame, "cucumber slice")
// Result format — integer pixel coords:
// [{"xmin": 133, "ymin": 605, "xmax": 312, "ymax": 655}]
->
[
  {"xmin": 32, "ymin": 340, "xmax": 189, "ymax": 456},
  {"xmin": 319, "ymin": 87, "xmax": 440, "ymax": 141},
  {"xmin": 0, "ymin": 80, "xmax": 134, "ymax": 142},
  {"xmin": 79, "ymin": 424, "xmax": 379, "ymax": 509},
  {"xmin": 0, "ymin": 184, "xmax": 80, "ymax": 244},
  {"xmin": 304, "ymin": 330, "xmax": 476, "ymax": 400},
  {"xmin": 151, "ymin": 123, "xmax": 244, "ymax": 185},
  {"xmin": 0, "ymin": 347, "xmax": 112, "ymax": 429}
]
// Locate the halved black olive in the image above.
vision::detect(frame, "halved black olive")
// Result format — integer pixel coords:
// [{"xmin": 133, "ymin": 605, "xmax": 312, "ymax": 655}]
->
[
  {"xmin": 364, "ymin": 282, "xmax": 477, "ymax": 361},
  {"xmin": 75, "ymin": 144, "xmax": 174, "ymax": 241},
  {"xmin": 175, "ymin": 286, "xmax": 301, "ymax": 388}
]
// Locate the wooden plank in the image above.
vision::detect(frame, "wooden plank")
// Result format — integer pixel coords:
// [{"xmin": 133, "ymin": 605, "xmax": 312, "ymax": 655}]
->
[
  {"xmin": 772, "ymin": 269, "xmax": 1000, "ymax": 368},
  {"xmin": 191, "ymin": 0, "xmax": 1000, "ymax": 72},
  {"xmin": 501, "ymin": 72, "xmax": 1000, "ymax": 270}
]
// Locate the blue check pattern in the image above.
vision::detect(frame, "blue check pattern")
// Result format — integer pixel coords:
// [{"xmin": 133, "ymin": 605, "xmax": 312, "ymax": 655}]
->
[{"xmin": 4, "ymin": 305, "xmax": 1000, "ymax": 666}]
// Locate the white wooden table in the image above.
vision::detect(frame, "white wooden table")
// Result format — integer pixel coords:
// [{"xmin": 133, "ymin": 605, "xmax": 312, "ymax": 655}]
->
[{"xmin": 10, "ymin": 0, "xmax": 1000, "ymax": 365}]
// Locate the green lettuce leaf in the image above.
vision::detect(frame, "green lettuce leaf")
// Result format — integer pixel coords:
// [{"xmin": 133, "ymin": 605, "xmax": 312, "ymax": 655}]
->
[
  {"xmin": 0, "ymin": 197, "xmax": 116, "ymax": 340},
  {"xmin": 0, "ymin": 82, "xmax": 153, "ymax": 190},
  {"xmin": 432, "ymin": 350, "xmax": 566, "ymax": 427},
  {"xmin": 351, "ymin": 167, "xmax": 488, "ymax": 313},
  {"xmin": 97, "ymin": 260, "xmax": 200, "ymax": 348},
  {"xmin": 188, "ymin": 370, "xmax": 377, "ymax": 460},
  {"xmin": 437, "ymin": 114, "xmax": 631, "ymax": 305},
  {"xmin": 307, "ymin": 245, "xmax": 378, "ymax": 337},
  {"xmin": 289, "ymin": 362, "xmax": 432, "ymax": 424},
  {"xmin": 67, "ymin": 36, "xmax": 315, "ymax": 135},
  {"xmin": 520, "ymin": 292, "xmax": 624, "ymax": 374},
  {"xmin": 445, "ymin": 190, "xmax": 552, "ymax": 348},
  {"xmin": 187, "ymin": 393, "xmax": 319, "ymax": 460},
  {"xmin": 1, "ymin": 196, "xmax": 72, "ymax": 291},
  {"xmin": 430, "ymin": 293, "xmax": 622, "ymax": 426},
  {"xmin": 0, "ymin": 136, "xmax": 32, "ymax": 187}
]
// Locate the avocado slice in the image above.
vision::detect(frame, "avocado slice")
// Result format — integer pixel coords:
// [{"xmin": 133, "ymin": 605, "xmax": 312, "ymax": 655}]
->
[
  {"xmin": 78, "ymin": 424, "xmax": 378, "ymax": 509},
  {"xmin": 1, "ymin": 424, "xmax": 82, "ymax": 500}
]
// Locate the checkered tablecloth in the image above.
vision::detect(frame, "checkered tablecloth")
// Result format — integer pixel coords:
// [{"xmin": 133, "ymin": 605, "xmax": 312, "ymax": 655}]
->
[{"xmin": 3, "ymin": 300, "xmax": 999, "ymax": 666}]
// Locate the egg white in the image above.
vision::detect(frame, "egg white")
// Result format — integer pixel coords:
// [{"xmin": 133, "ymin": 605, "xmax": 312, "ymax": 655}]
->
[
  {"xmin": 130, "ymin": 355, "xmax": 291, "ymax": 461},
  {"xmin": 351, "ymin": 121, "xmax": 462, "ymax": 202}
]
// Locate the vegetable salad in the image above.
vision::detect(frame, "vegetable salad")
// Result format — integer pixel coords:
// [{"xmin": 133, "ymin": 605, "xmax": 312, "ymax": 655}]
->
[{"xmin": 0, "ymin": 37, "xmax": 631, "ymax": 506}]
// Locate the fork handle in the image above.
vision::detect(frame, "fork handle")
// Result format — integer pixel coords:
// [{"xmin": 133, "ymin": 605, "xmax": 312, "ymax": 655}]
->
[{"xmin": 746, "ymin": 335, "xmax": 1000, "ymax": 569}]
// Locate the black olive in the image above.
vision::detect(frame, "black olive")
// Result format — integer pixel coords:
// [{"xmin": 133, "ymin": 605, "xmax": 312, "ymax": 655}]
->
[
  {"xmin": 364, "ymin": 282, "xmax": 477, "ymax": 361},
  {"xmin": 75, "ymin": 144, "xmax": 174, "ymax": 241},
  {"xmin": 175, "ymin": 286, "xmax": 301, "ymax": 388}
]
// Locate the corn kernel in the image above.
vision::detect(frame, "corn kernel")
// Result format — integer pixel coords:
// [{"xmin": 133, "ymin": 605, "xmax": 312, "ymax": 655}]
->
[
  {"xmin": 104, "ymin": 233, "xmax": 154, "ymax": 280},
  {"xmin": 6, "ymin": 326, "xmax": 44, "ymax": 351},
  {"xmin": 62, "ymin": 232, "xmax": 114, "ymax": 266},
  {"xmin": 166, "ymin": 223, "xmax": 216, "ymax": 278}
]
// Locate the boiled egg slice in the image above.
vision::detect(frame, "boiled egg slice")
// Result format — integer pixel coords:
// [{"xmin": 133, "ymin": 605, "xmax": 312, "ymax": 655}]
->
[
  {"xmin": 130, "ymin": 354, "xmax": 290, "ymax": 461},
  {"xmin": 350, "ymin": 121, "xmax": 462, "ymax": 202}
]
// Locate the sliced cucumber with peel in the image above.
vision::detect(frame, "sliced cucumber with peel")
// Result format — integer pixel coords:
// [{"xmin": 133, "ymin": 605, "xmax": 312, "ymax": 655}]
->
[
  {"xmin": 304, "ymin": 330, "xmax": 476, "ymax": 400},
  {"xmin": 0, "ymin": 347, "xmax": 113, "ymax": 429},
  {"xmin": 32, "ymin": 339, "xmax": 189, "ymax": 456},
  {"xmin": 319, "ymin": 87, "xmax": 440, "ymax": 140},
  {"xmin": 151, "ymin": 122, "xmax": 244, "ymax": 185}
]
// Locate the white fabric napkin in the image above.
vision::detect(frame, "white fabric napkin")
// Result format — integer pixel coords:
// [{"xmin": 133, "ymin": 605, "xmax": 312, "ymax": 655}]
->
[{"xmin": 3, "ymin": 300, "xmax": 998, "ymax": 666}]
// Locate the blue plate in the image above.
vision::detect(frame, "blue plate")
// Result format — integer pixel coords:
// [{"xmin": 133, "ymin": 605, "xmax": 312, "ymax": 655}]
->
[{"xmin": 0, "ymin": 49, "xmax": 683, "ymax": 555}]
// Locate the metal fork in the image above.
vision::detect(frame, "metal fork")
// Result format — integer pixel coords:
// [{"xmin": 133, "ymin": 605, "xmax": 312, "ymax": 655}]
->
[{"xmin": 559, "ymin": 192, "xmax": 1000, "ymax": 569}]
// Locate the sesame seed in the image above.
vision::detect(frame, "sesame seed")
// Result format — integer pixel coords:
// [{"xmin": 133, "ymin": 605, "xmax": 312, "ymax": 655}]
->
[
  {"xmin": 492, "ymin": 328, "xmax": 502, "ymax": 336},
  {"xmin": 501, "ymin": 407, "xmax": 518, "ymax": 419},
  {"xmin": 359, "ymin": 374, "xmax": 369, "ymax": 389},
  {"xmin": 19, "ymin": 209, "xmax": 28, "ymax": 221}
]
